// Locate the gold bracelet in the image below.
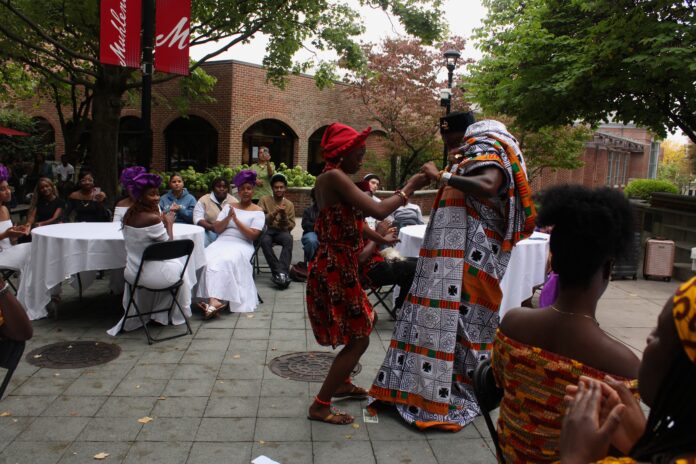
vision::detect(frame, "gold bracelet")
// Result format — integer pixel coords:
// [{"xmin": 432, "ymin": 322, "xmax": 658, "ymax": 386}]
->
[{"xmin": 393, "ymin": 189, "xmax": 408, "ymax": 206}]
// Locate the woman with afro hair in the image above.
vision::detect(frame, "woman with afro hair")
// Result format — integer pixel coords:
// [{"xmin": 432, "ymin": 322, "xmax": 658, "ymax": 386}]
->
[{"xmin": 490, "ymin": 185, "xmax": 641, "ymax": 463}]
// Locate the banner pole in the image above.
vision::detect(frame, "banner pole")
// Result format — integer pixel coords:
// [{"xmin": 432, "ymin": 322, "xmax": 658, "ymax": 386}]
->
[{"xmin": 140, "ymin": 0, "xmax": 154, "ymax": 169}]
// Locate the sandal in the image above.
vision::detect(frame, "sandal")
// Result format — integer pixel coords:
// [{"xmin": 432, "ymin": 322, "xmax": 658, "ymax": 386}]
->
[
  {"xmin": 332, "ymin": 383, "xmax": 369, "ymax": 400},
  {"xmin": 307, "ymin": 397, "xmax": 354, "ymax": 425},
  {"xmin": 201, "ymin": 304, "xmax": 220, "ymax": 320}
]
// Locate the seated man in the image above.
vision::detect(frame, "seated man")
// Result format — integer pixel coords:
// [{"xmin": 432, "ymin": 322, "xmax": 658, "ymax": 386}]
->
[
  {"xmin": 192, "ymin": 177, "xmax": 237, "ymax": 247},
  {"xmin": 301, "ymin": 188, "xmax": 319, "ymax": 264},
  {"xmin": 258, "ymin": 174, "xmax": 295, "ymax": 288},
  {"xmin": 392, "ymin": 201, "xmax": 424, "ymax": 230}
]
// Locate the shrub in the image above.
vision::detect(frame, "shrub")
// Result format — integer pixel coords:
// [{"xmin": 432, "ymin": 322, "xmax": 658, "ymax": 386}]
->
[
  {"xmin": 152, "ymin": 163, "xmax": 315, "ymax": 194},
  {"xmin": 624, "ymin": 179, "xmax": 679, "ymax": 200}
]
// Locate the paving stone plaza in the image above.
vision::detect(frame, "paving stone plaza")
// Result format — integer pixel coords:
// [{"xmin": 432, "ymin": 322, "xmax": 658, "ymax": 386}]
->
[{"xmin": 0, "ymin": 241, "xmax": 676, "ymax": 464}]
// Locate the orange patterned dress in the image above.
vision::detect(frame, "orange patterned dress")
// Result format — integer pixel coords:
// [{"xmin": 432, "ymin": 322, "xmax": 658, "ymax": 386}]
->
[
  {"xmin": 492, "ymin": 330, "xmax": 638, "ymax": 463},
  {"xmin": 306, "ymin": 203, "xmax": 375, "ymax": 348}
]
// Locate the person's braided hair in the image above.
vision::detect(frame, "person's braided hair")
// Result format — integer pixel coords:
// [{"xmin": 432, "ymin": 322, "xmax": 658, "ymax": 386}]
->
[
  {"xmin": 536, "ymin": 185, "xmax": 634, "ymax": 288},
  {"xmin": 630, "ymin": 349, "xmax": 696, "ymax": 462}
]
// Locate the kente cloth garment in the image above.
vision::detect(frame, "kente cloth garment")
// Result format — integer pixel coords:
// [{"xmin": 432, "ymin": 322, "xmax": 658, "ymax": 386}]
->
[
  {"xmin": 672, "ymin": 276, "xmax": 696, "ymax": 363},
  {"xmin": 306, "ymin": 203, "xmax": 375, "ymax": 348},
  {"xmin": 492, "ymin": 330, "xmax": 638, "ymax": 464},
  {"xmin": 368, "ymin": 120, "xmax": 536, "ymax": 431}
]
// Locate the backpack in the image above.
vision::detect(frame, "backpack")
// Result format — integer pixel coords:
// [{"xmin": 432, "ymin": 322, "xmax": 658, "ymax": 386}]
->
[{"xmin": 289, "ymin": 262, "xmax": 308, "ymax": 282}]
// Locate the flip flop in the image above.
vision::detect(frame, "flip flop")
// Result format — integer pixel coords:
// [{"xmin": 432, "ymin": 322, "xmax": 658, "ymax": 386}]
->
[
  {"xmin": 307, "ymin": 407, "xmax": 354, "ymax": 425},
  {"xmin": 332, "ymin": 384, "xmax": 369, "ymax": 400}
]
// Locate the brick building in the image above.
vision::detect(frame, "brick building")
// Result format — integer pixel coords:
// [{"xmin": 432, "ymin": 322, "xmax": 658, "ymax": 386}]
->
[
  {"xmin": 530, "ymin": 123, "xmax": 661, "ymax": 193},
  {"xmin": 17, "ymin": 59, "xmax": 388, "ymax": 177}
]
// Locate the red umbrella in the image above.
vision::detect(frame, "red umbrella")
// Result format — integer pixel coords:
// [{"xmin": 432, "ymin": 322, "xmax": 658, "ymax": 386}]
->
[{"xmin": 0, "ymin": 125, "xmax": 30, "ymax": 137}]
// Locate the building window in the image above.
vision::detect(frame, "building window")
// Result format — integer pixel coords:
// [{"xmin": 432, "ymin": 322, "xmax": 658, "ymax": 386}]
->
[
  {"xmin": 648, "ymin": 141, "xmax": 660, "ymax": 179},
  {"xmin": 307, "ymin": 126, "xmax": 328, "ymax": 175},
  {"xmin": 242, "ymin": 119, "xmax": 297, "ymax": 168},
  {"xmin": 164, "ymin": 116, "xmax": 218, "ymax": 172},
  {"xmin": 622, "ymin": 153, "xmax": 629, "ymax": 185},
  {"xmin": 606, "ymin": 152, "xmax": 614, "ymax": 186}
]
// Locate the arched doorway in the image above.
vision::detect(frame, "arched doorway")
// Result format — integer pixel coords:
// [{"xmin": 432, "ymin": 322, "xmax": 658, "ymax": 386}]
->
[
  {"xmin": 242, "ymin": 119, "xmax": 297, "ymax": 168},
  {"xmin": 118, "ymin": 116, "xmax": 142, "ymax": 169},
  {"xmin": 307, "ymin": 126, "xmax": 328, "ymax": 175},
  {"xmin": 164, "ymin": 116, "xmax": 218, "ymax": 171}
]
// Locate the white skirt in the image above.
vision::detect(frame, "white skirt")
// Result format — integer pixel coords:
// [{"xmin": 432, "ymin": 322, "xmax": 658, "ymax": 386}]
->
[{"xmin": 196, "ymin": 237, "xmax": 257, "ymax": 313}]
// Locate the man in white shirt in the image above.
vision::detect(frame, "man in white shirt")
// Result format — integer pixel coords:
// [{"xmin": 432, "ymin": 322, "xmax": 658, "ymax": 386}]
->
[{"xmin": 54, "ymin": 155, "xmax": 75, "ymax": 197}]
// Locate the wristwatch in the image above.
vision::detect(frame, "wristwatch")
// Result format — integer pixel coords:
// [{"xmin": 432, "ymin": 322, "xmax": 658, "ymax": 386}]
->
[{"xmin": 440, "ymin": 172, "xmax": 452, "ymax": 187}]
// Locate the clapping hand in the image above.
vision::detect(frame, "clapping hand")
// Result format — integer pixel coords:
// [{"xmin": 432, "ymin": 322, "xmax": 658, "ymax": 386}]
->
[
  {"xmin": 227, "ymin": 206, "xmax": 237, "ymax": 220},
  {"xmin": 169, "ymin": 203, "xmax": 181, "ymax": 213},
  {"xmin": 161, "ymin": 211, "xmax": 175, "ymax": 226},
  {"xmin": 6, "ymin": 226, "xmax": 26, "ymax": 238},
  {"xmin": 94, "ymin": 191, "xmax": 106, "ymax": 203},
  {"xmin": 560, "ymin": 378, "xmax": 626, "ymax": 464}
]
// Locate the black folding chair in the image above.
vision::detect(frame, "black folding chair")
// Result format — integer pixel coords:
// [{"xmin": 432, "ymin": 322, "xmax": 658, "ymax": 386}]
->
[
  {"xmin": 0, "ymin": 339, "xmax": 26, "ymax": 400},
  {"xmin": 0, "ymin": 269, "xmax": 18, "ymax": 295},
  {"xmin": 122, "ymin": 239, "xmax": 194, "ymax": 344},
  {"xmin": 250, "ymin": 226, "xmax": 268, "ymax": 303},
  {"xmin": 472, "ymin": 358, "xmax": 505, "ymax": 462},
  {"xmin": 366, "ymin": 284, "xmax": 397, "ymax": 320}
]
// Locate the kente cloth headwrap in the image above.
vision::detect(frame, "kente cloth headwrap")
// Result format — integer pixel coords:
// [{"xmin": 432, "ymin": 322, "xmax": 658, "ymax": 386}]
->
[
  {"xmin": 128, "ymin": 173, "xmax": 162, "ymax": 200},
  {"xmin": 0, "ymin": 165, "xmax": 9, "ymax": 182},
  {"xmin": 233, "ymin": 169, "xmax": 257, "ymax": 189},
  {"xmin": 672, "ymin": 276, "xmax": 696, "ymax": 363},
  {"xmin": 119, "ymin": 166, "xmax": 146, "ymax": 192},
  {"xmin": 320, "ymin": 123, "xmax": 371, "ymax": 161}
]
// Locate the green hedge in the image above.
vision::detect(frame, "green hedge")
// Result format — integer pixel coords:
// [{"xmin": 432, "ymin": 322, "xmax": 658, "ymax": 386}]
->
[
  {"xmin": 152, "ymin": 163, "xmax": 315, "ymax": 193},
  {"xmin": 624, "ymin": 179, "xmax": 679, "ymax": 200}
]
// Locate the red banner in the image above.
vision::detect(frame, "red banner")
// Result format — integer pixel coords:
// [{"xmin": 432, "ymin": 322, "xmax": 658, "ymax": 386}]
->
[
  {"xmin": 100, "ymin": 0, "xmax": 142, "ymax": 68},
  {"xmin": 155, "ymin": 0, "xmax": 191, "ymax": 75}
]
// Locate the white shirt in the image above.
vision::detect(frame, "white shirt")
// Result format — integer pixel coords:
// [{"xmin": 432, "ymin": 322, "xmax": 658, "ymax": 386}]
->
[{"xmin": 54, "ymin": 163, "xmax": 74, "ymax": 181}]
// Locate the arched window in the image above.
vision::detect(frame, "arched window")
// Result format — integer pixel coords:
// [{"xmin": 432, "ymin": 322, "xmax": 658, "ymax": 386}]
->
[
  {"xmin": 118, "ymin": 116, "xmax": 142, "ymax": 169},
  {"xmin": 242, "ymin": 119, "xmax": 297, "ymax": 168},
  {"xmin": 165, "ymin": 116, "xmax": 218, "ymax": 171},
  {"xmin": 307, "ymin": 126, "xmax": 328, "ymax": 175}
]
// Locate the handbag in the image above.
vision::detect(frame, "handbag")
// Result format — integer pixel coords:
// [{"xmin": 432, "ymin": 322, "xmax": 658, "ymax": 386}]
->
[{"xmin": 289, "ymin": 262, "xmax": 308, "ymax": 282}]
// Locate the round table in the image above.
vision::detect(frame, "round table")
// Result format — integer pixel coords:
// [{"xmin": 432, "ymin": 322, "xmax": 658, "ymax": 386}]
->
[
  {"xmin": 395, "ymin": 225, "xmax": 549, "ymax": 316},
  {"xmin": 18, "ymin": 222, "xmax": 206, "ymax": 321}
]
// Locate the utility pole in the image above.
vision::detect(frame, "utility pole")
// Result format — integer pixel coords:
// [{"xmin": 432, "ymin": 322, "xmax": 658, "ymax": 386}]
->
[{"xmin": 140, "ymin": 0, "xmax": 155, "ymax": 169}]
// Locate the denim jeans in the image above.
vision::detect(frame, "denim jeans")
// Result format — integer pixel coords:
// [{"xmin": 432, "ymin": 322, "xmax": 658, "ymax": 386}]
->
[{"xmin": 301, "ymin": 231, "xmax": 319, "ymax": 263}]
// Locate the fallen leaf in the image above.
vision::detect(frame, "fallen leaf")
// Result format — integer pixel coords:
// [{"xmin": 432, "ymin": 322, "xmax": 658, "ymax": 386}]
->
[
  {"xmin": 258, "ymin": 440, "xmax": 265, "ymax": 445},
  {"xmin": 54, "ymin": 373, "xmax": 60, "ymax": 376},
  {"xmin": 344, "ymin": 435, "xmax": 352, "ymax": 439},
  {"xmin": 271, "ymin": 347, "xmax": 277, "ymax": 351},
  {"xmin": 69, "ymin": 412, "xmax": 79, "ymax": 417},
  {"xmin": 158, "ymin": 396, "xmax": 167, "ymax": 400},
  {"xmin": 232, "ymin": 354, "xmax": 241, "ymax": 359},
  {"xmin": 137, "ymin": 416, "xmax": 153, "ymax": 424},
  {"xmin": 135, "ymin": 385, "xmax": 141, "ymax": 389},
  {"xmin": 12, "ymin": 419, "xmax": 17, "ymax": 423},
  {"xmin": 0, "ymin": 411, "xmax": 11, "ymax": 417},
  {"xmin": 33, "ymin": 354, "xmax": 42, "ymax": 358},
  {"xmin": 351, "ymin": 424, "xmax": 360, "ymax": 429},
  {"xmin": 93, "ymin": 452, "xmax": 110, "ymax": 460},
  {"xmin": 246, "ymin": 314, "xmax": 254, "ymax": 318},
  {"xmin": 67, "ymin": 345, "xmax": 73, "ymax": 349}
]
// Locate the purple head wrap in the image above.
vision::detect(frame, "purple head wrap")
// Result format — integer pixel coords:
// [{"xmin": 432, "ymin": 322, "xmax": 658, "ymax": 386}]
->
[
  {"xmin": 129, "ymin": 173, "xmax": 162, "ymax": 199},
  {"xmin": 233, "ymin": 169, "xmax": 257, "ymax": 189},
  {"xmin": 119, "ymin": 166, "xmax": 146, "ymax": 195},
  {"xmin": 0, "ymin": 165, "xmax": 9, "ymax": 183}
]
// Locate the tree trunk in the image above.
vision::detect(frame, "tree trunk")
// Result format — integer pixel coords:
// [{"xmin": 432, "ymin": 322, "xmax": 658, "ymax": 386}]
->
[
  {"xmin": 389, "ymin": 154, "xmax": 398, "ymax": 190},
  {"xmin": 89, "ymin": 74, "xmax": 124, "ymax": 207}
]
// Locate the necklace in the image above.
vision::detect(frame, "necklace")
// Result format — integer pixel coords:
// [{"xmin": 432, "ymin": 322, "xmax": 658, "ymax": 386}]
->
[{"xmin": 550, "ymin": 305, "xmax": 599, "ymax": 326}]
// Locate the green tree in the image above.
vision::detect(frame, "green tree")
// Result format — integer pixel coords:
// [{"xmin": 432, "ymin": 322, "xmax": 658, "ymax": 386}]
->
[
  {"xmin": 468, "ymin": 0, "xmax": 696, "ymax": 144},
  {"xmin": 348, "ymin": 36, "xmax": 469, "ymax": 188},
  {"xmin": 658, "ymin": 139, "xmax": 692, "ymax": 192},
  {"xmin": 0, "ymin": 0, "xmax": 446, "ymax": 199},
  {"xmin": 0, "ymin": 108, "xmax": 55, "ymax": 163}
]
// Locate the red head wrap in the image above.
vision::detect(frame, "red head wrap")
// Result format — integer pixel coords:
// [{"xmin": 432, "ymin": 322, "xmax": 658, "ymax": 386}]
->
[{"xmin": 320, "ymin": 123, "xmax": 371, "ymax": 160}]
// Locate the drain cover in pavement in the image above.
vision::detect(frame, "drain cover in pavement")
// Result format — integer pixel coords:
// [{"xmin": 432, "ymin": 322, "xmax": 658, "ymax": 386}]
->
[
  {"xmin": 269, "ymin": 351, "xmax": 362, "ymax": 382},
  {"xmin": 26, "ymin": 341, "xmax": 121, "ymax": 369}
]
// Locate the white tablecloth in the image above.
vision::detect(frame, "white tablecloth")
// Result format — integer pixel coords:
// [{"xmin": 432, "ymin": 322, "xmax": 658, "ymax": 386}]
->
[
  {"xmin": 18, "ymin": 222, "xmax": 206, "ymax": 321},
  {"xmin": 395, "ymin": 225, "xmax": 549, "ymax": 316}
]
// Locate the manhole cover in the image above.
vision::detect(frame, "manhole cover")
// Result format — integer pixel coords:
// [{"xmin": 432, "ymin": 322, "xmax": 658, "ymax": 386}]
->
[
  {"xmin": 26, "ymin": 341, "xmax": 121, "ymax": 369},
  {"xmin": 269, "ymin": 351, "xmax": 362, "ymax": 382}
]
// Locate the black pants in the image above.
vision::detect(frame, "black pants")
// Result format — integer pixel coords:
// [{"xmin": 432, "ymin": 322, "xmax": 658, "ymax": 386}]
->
[
  {"xmin": 366, "ymin": 258, "xmax": 417, "ymax": 310},
  {"xmin": 260, "ymin": 227, "xmax": 293, "ymax": 275}
]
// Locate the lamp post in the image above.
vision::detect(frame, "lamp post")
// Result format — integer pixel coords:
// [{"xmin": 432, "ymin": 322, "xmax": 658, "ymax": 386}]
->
[{"xmin": 441, "ymin": 49, "xmax": 461, "ymax": 167}]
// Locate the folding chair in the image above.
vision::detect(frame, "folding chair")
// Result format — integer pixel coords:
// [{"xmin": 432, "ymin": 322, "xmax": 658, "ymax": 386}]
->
[
  {"xmin": 0, "ymin": 269, "xmax": 18, "ymax": 295},
  {"xmin": 366, "ymin": 284, "xmax": 397, "ymax": 320},
  {"xmin": 122, "ymin": 239, "xmax": 194, "ymax": 344},
  {"xmin": 251, "ymin": 225, "xmax": 269, "ymax": 275},
  {"xmin": 0, "ymin": 339, "xmax": 26, "ymax": 400},
  {"xmin": 472, "ymin": 358, "xmax": 505, "ymax": 462}
]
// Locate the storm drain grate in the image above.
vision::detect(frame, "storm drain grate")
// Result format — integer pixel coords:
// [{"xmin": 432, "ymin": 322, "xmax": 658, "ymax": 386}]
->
[
  {"xmin": 25, "ymin": 341, "xmax": 121, "ymax": 369},
  {"xmin": 269, "ymin": 351, "xmax": 362, "ymax": 382}
]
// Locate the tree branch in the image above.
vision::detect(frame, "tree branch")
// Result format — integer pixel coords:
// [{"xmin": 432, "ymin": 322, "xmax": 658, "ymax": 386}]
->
[{"xmin": 0, "ymin": 0, "xmax": 98, "ymax": 64}]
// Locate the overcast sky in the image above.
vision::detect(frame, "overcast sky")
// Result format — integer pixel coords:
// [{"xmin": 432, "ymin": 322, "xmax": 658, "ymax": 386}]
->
[{"xmin": 189, "ymin": 0, "xmax": 487, "ymax": 72}]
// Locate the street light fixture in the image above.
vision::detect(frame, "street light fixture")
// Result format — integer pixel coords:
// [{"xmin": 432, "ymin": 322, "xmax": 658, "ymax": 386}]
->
[{"xmin": 441, "ymin": 49, "xmax": 461, "ymax": 167}]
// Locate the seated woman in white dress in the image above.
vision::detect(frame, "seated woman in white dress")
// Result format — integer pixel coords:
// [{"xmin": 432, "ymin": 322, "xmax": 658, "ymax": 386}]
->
[
  {"xmin": 108, "ymin": 173, "xmax": 187, "ymax": 335},
  {"xmin": 0, "ymin": 165, "xmax": 31, "ymax": 277},
  {"xmin": 196, "ymin": 170, "xmax": 264, "ymax": 319}
]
